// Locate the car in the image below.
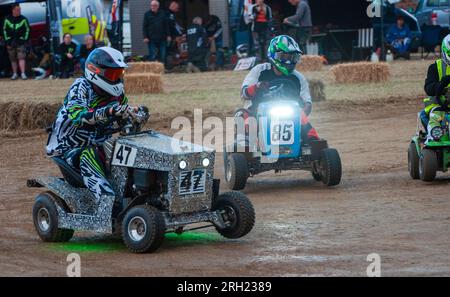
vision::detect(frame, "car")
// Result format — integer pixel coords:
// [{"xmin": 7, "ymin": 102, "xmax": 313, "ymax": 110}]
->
[
  {"xmin": 408, "ymin": 109, "xmax": 450, "ymax": 182},
  {"xmin": 415, "ymin": 0, "xmax": 450, "ymax": 30},
  {"xmin": 28, "ymin": 106, "xmax": 255, "ymax": 253},
  {"xmin": 223, "ymin": 83, "xmax": 342, "ymax": 191}
]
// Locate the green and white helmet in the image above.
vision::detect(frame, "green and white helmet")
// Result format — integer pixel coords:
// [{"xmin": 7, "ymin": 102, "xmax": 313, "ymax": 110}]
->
[
  {"xmin": 267, "ymin": 35, "xmax": 302, "ymax": 75},
  {"xmin": 442, "ymin": 34, "xmax": 450, "ymax": 65}
]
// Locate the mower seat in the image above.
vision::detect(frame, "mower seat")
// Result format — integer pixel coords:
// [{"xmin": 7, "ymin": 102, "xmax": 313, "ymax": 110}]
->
[{"xmin": 51, "ymin": 156, "xmax": 86, "ymax": 188}]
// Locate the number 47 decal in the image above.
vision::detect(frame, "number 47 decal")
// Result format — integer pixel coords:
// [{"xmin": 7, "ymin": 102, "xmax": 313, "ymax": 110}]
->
[{"xmin": 112, "ymin": 144, "xmax": 138, "ymax": 167}]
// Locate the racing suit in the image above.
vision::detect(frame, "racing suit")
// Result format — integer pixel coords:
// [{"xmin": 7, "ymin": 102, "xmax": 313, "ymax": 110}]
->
[
  {"xmin": 423, "ymin": 59, "xmax": 450, "ymax": 142},
  {"xmin": 46, "ymin": 77, "xmax": 128, "ymax": 203},
  {"xmin": 241, "ymin": 62, "xmax": 319, "ymax": 142}
]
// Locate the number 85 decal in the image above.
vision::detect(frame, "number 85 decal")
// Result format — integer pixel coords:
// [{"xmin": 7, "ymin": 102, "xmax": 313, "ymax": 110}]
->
[{"xmin": 112, "ymin": 144, "xmax": 138, "ymax": 167}]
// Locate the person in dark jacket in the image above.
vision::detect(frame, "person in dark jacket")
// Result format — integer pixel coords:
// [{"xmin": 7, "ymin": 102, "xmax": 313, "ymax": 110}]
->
[
  {"xmin": 143, "ymin": 0, "xmax": 171, "ymax": 63},
  {"xmin": 251, "ymin": 0, "xmax": 273, "ymax": 61},
  {"xmin": 186, "ymin": 17, "xmax": 208, "ymax": 72},
  {"xmin": 3, "ymin": 4, "xmax": 30, "ymax": 80},
  {"xmin": 167, "ymin": 1, "xmax": 183, "ymax": 38},
  {"xmin": 58, "ymin": 33, "xmax": 77, "ymax": 79},
  {"xmin": 204, "ymin": 14, "xmax": 224, "ymax": 69},
  {"xmin": 79, "ymin": 34, "xmax": 96, "ymax": 71},
  {"xmin": 284, "ymin": 0, "xmax": 312, "ymax": 53}
]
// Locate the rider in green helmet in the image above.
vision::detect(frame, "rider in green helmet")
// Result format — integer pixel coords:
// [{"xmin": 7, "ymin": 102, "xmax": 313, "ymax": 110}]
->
[
  {"xmin": 241, "ymin": 35, "xmax": 319, "ymax": 142},
  {"xmin": 422, "ymin": 34, "xmax": 450, "ymax": 143}
]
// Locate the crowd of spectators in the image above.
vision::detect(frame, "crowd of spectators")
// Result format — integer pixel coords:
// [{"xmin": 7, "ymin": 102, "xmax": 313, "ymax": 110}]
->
[
  {"xmin": 142, "ymin": 0, "xmax": 225, "ymax": 72},
  {"xmin": 0, "ymin": 4, "xmax": 98, "ymax": 80}
]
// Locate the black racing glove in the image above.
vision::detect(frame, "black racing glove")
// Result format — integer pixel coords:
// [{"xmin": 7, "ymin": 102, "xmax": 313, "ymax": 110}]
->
[
  {"xmin": 109, "ymin": 103, "xmax": 130, "ymax": 119},
  {"xmin": 437, "ymin": 75, "xmax": 450, "ymax": 96}
]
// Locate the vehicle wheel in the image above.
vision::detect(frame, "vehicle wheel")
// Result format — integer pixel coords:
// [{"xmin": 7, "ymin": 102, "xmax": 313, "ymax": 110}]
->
[
  {"xmin": 408, "ymin": 142, "xmax": 420, "ymax": 180},
  {"xmin": 320, "ymin": 148, "xmax": 342, "ymax": 186},
  {"xmin": 419, "ymin": 149, "xmax": 437, "ymax": 182},
  {"xmin": 312, "ymin": 171, "xmax": 322, "ymax": 181},
  {"xmin": 122, "ymin": 205, "xmax": 166, "ymax": 253},
  {"xmin": 32, "ymin": 192, "xmax": 74, "ymax": 242},
  {"xmin": 225, "ymin": 153, "xmax": 249, "ymax": 190},
  {"xmin": 213, "ymin": 191, "xmax": 255, "ymax": 239}
]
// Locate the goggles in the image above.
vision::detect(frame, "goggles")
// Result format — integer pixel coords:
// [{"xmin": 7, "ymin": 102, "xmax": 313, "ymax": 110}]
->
[
  {"xmin": 274, "ymin": 51, "xmax": 301, "ymax": 65},
  {"xmin": 87, "ymin": 63, "xmax": 125, "ymax": 83}
]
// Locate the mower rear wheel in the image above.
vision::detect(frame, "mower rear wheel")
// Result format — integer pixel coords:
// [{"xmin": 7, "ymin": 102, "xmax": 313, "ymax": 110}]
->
[
  {"xmin": 419, "ymin": 149, "xmax": 437, "ymax": 182},
  {"xmin": 32, "ymin": 192, "xmax": 74, "ymax": 242},
  {"xmin": 320, "ymin": 148, "xmax": 342, "ymax": 186}
]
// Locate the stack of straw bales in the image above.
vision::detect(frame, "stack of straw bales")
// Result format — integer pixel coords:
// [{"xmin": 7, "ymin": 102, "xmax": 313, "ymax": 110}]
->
[
  {"xmin": 0, "ymin": 102, "xmax": 60, "ymax": 130},
  {"xmin": 127, "ymin": 62, "xmax": 165, "ymax": 75},
  {"xmin": 330, "ymin": 62, "xmax": 390, "ymax": 83},
  {"xmin": 296, "ymin": 55, "xmax": 324, "ymax": 72},
  {"xmin": 124, "ymin": 73, "xmax": 164, "ymax": 94},
  {"xmin": 125, "ymin": 62, "xmax": 164, "ymax": 94}
]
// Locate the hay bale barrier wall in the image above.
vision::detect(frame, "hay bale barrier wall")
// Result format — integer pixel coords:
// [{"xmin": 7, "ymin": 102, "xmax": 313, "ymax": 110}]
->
[
  {"xmin": 127, "ymin": 62, "xmax": 165, "ymax": 75},
  {"xmin": 296, "ymin": 55, "xmax": 324, "ymax": 72},
  {"xmin": 308, "ymin": 79, "xmax": 326, "ymax": 102},
  {"xmin": 330, "ymin": 62, "xmax": 390, "ymax": 83},
  {"xmin": 124, "ymin": 73, "xmax": 163, "ymax": 94},
  {"xmin": 0, "ymin": 102, "xmax": 60, "ymax": 130}
]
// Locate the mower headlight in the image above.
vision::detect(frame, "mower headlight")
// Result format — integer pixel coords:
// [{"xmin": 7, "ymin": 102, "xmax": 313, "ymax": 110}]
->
[
  {"xmin": 179, "ymin": 160, "xmax": 187, "ymax": 170},
  {"xmin": 270, "ymin": 106, "xmax": 294, "ymax": 117},
  {"xmin": 431, "ymin": 127, "xmax": 444, "ymax": 140},
  {"xmin": 202, "ymin": 158, "xmax": 210, "ymax": 167}
]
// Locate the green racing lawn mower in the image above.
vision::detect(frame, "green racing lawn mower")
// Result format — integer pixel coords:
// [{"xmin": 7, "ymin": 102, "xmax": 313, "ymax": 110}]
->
[{"xmin": 408, "ymin": 111, "xmax": 450, "ymax": 182}]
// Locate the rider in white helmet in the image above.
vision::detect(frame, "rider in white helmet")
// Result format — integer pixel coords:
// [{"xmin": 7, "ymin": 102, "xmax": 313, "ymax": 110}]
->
[
  {"xmin": 423, "ymin": 34, "xmax": 450, "ymax": 142},
  {"xmin": 47, "ymin": 47, "xmax": 132, "ymax": 209}
]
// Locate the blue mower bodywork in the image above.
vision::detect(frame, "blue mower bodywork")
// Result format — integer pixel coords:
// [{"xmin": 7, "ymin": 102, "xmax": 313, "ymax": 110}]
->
[{"xmin": 224, "ymin": 99, "xmax": 342, "ymax": 190}]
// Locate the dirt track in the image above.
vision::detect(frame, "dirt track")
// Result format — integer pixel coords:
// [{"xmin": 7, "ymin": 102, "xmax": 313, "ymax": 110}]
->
[{"xmin": 1, "ymin": 98, "xmax": 450, "ymax": 277}]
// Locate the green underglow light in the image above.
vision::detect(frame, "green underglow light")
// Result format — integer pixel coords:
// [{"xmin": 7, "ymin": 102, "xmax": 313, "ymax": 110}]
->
[
  {"xmin": 50, "ymin": 238, "xmax": 124, "ymax": 253},
  {"xmin": 165, "ymin": 231, "xmax": 222, "ymax": 243},
  {"xmin": 49, "ymin": 232, "xmax": 222, "ymax": 253}
]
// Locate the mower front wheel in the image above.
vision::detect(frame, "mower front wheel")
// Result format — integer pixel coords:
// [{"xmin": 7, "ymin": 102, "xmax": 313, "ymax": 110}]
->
[
  {"xmin": 408, "ymin": 142, "xmax": 420, "ymax": 179},
  {"xmin": 213, "ymin": 191, "xmax": 255, "ymax": 239},
  {"xmin": 225, "ymin": 153, "xmax": 249, "ymax": 190},
  {"xmin": 122, "ymin": 205, "xmax": 166, "ymax": 253}
]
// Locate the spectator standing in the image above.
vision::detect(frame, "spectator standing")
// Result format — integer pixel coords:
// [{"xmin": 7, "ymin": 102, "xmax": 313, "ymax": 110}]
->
[
  {"xmin": 251, "ymin": 0, "xmax": 273, "ymax": 61},
  {"xmin": 284, "ymin": 0, "xmax": 312, "ymax": 53},
  {"xmin": 143, "ymin": 0, "xmax": 171, "ymax": 64},
  {"xmin": 167, "ymin": 1, "xmax": 183, "ymax": 38},
  {"xmin": 58, "ymin": 33, "xmax": 77, "ymax": 79},
  {"xmin": 204, "ymin": 14, "xmax": 224, "ymax": 69},
  {"xmin": 186, "ymin": 17, "xmax": 208, "ymax": 72},
  {"xmin": 0, "ymin": 34, "xmax": 8, "ymax": 77},
  {"xmin": 3, "ymin": 4, "xmax": 30, "ymax": 80},
  {"xmin": 80, "ymin": 34, "xmax": 96, "ymax": 70},
  {"xmin": 386, "ymin": 16, "xmax": 412, "ymax": 60}
]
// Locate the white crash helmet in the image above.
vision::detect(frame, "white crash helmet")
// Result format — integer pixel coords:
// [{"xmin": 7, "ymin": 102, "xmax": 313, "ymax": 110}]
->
[
  {"xmin": 236, "ymin": 44, "xmax": 249, "ymax": 59},
  {"xmin": 84, "ymin": 47, "xmax": 128, "ymax": 97}
]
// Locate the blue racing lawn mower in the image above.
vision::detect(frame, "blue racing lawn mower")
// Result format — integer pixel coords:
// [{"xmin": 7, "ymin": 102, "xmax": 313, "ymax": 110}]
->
[{"xmin": 224, "ymin": 96, "xmax": 342, "ymax": 191}]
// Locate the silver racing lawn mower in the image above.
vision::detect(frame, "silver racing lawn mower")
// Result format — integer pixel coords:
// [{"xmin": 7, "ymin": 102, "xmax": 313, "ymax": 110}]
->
[{"xmin": 28, "ymin": 107, "xmax": 255, "ymax": 253}]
